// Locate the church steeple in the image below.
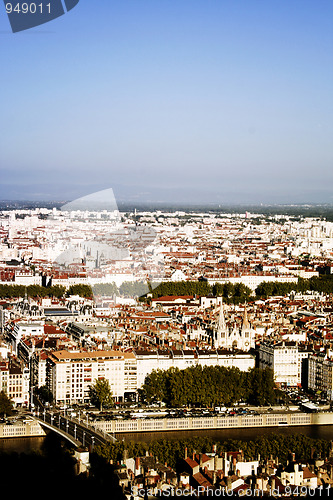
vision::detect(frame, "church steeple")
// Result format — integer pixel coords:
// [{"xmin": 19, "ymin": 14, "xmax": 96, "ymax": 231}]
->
[
  {"xmin": 241, "ymin": 302, "xmax": 250, "ymax": 331},
  {"xmin": 217, "ymin": 302, "xmax": 227, "ymax": 332},
  {"xmin": 214, "ymin": 301, "xmax": 228, "ymax": 348}
]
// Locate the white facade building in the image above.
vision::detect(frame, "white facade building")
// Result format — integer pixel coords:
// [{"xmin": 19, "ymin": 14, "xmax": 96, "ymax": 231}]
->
[
  {"xmin": 258, "ymin": 341, "xmax": 302, "ymax": 387},
  {"xmin": 9, "ymin": 321, "xmax": 44, "ymax": 355},
  {"xmin": 135, "ymin": 348, "xmax": 255, "ymax": 389},
  {"xmin": 0, "ymin": 359, "xmax": 29, "ymax": 407},
  {"xmin": 46, "ymin": 349, "xmax": 136, "ymax": 404}
]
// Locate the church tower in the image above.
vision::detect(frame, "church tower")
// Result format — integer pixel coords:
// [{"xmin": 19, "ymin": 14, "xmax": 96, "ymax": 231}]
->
[
  {"xmin": 214, "ymin": 302, "xmax": 229, "ymax": 348},
  {"xmin": 212, "ymin": 302, "xmax": 255, "ymax": 351},
  {"xmin": 239, "ymin": 302, "xmax": 255, "ymax": 351}
]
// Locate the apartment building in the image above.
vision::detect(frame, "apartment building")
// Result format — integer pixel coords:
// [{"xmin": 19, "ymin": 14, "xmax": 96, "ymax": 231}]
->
[
  {"xmin": 45, "ymin": 345, "xmax": 256, "ymax": 405},
  {"xmin": 31, "ymin": 351, "xmax": 48, "ymax": 389},
  {"xmin": 123, "ymin": 352, "xmax": 137, "ymax": 398},
  {"xmin": 46, "ymin": 349, "xmax": 130, "ymax": 404},
  {"xmin": 308, "ymin": 350, "xmax": 333, "ymax": 399},
  {"xmin": 197, "ymin": 349, "xmax": 255, "ymax": 372},
  {"xmin": 6, "ymin": 321, "xmax": 44, "ymax": 355},
  {"xmin": 0, "ymin": 358, "xmax": 29, "ymax": 407},
  {"xmin": 258, "ymin": 341, "xmax": 304, "ymax": 387}
]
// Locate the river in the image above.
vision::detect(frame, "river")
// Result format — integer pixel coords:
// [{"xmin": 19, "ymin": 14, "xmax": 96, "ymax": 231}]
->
[
  {"xmin": 1, "ymin": 424, "xmax": 333, "ymax": 454},
  {"xmin": 115, "ymin": 424, "xmax": 333, "ymax": 444},
  {"xmin": 0, "ymin": 436, "xmax": 47, "ymax": 453}
]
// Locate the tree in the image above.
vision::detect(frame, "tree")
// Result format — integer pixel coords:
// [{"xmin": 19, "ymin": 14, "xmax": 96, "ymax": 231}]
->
[
  {"xmin": 89, "ymin": 378, "xmax": 114, "ymax": 411},
  {"xmin": 141, "ymin": 365, "xmax": 277, "ymax": 408},
  {"xmin": 141, "ymin": 369, "xmax": 167, "ymax": 403},
  {"xmin": 67, "ymin": 284, "xmax": 93, "ymax": 298},
  {"xmin": 246, "ymin": 367, "xmax": 277, "ymax": 406},
  {"xmin": 0, "ymin": 391, "xmax": 13, "ymax": 416},
  {"xmin": 92, "ymin": 282, "xmax": 119, "ymax": 297},
  {"xmin": 36, "ymin": 385, "xmax": 53, "ymax": 404}
]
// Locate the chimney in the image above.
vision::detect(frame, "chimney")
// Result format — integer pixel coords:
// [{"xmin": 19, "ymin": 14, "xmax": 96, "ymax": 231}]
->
[{"xmin": 185, "ymin": 447, "xmax": 188, "ymax": 460}]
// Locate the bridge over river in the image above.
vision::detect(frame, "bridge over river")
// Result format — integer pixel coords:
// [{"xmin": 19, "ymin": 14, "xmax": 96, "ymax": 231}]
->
[{"xmin": 32, "ymin": 409, "xmax": 117, "ymax": 450}]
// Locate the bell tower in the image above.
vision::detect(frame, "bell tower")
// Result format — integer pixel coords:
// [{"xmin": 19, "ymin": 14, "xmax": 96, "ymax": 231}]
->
[
  {"xmin": 214, "ymin": 302, "xmax": 229, "ymax": 348},
  {"xmin": 239, "ymin": 302, "xmax": 254, "ymax": 350}
]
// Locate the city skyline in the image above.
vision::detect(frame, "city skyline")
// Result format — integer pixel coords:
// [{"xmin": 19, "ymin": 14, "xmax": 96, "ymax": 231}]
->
[{"xmin": 0, "ymin": 0, "xmax": 332, "ymax": 205}]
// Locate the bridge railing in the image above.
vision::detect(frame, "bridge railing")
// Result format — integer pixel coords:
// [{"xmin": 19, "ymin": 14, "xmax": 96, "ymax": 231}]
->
[{"xmin": 31, "ymin": 409, "xmax": 117, "ymax": 447}]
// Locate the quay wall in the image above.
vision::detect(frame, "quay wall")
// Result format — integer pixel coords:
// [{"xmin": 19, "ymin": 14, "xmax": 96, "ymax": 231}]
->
[
  {"xmin": 0, "ymin": 421, "xmax": 46, "ymax": 439},
  {"xmin": 93, "ymin": 412, "xmax": 333, "ymax": 434}
]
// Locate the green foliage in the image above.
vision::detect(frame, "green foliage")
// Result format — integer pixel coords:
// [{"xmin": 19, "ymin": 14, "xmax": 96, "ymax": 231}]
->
[
  {"xmin": 151, "ymin": 280, "xmax": 211, "ymax": 299},
  {"xmin": 149, "ymin": 280, "xmax": 253, "ymax": 304},
  {"xmin": 212, "ymin": 282, "xmax": 253, "ymax": 304},
  {"xmin": 141, "ymin": 365, "xmax": 276, "ymax": 408},
  {"xmin": 92, "ymin": 282, "xmax": 119, "ymax": 296},
  {"xmin": 89, "ymin": 378, "xmax": 114, "ymax": 411},
  {"xmin": 255, "ymin": 275, "xmax": 333, "ymax": 299},
  {"xmin": 88, "ymin": 281, "xmax": 160, "ymax": 298},
  {"xmin": 0, "ymin": 390, "xmax": 14, "ymax": 416},
  {"xmin": 245, "ymin": 367, "xmax": 277, "ymax": 406},
  {"xmin": 119, "ymin": 281, "xmax": 151, "ymax": 297},
  {"xmin": 0, "ymin": 284, "xmax": 66, "ymax": 299},
  {"xmin": 142, "ymin": 369, "xmax": 168, "ymax": 403},
  {"xmin": 95, "ymin": 433, "xmax": 331, "ymax": 470},
  {"xmin": 67, "ymin": 284, "xmax": 93, "ymax": 298},
  {"xmin": 0, "ymin": 283, "xmax": 95, "ymax": 299},
  {"xmin": 36, "ymin": 385, "xmax": 53, "ymax": 404}
]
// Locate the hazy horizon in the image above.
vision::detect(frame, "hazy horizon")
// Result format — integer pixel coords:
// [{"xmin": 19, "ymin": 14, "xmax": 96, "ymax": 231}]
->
[{"xmin": 0, "ymin": 183, "xmax": 332, "ymax": 206}]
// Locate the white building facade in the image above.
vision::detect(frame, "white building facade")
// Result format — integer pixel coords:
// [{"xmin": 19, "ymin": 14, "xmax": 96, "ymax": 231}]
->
[
  {"xmin": 258, "ymin": 341, "xmax": 302, "ymax": 387},
  {"xmin": 46, "ymin": 349, "xmax": 128, "ymax": 404}
]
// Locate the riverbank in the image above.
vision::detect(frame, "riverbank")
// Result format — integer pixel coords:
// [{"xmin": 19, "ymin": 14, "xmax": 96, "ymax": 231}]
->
[
  {"xmin": 93, "ymin": 410, "xmax": 333, "ymax": 435},
  {"xmin": 0, "ymin": 420, "xmax": 46, "ymax": 439}
]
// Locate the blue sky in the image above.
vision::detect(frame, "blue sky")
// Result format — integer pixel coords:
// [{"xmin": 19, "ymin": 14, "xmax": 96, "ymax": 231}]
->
[{"xmin": 0, "ymin": 0, "xmax": 332, "ymax": 205}]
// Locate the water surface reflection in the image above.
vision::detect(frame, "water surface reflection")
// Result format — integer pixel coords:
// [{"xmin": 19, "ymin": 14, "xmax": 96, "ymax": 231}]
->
[{"xmin": 116, "ymin": 425, "xmax": 333, "ymax": 444}]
